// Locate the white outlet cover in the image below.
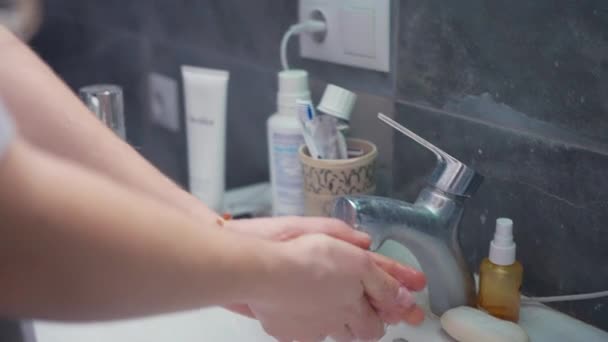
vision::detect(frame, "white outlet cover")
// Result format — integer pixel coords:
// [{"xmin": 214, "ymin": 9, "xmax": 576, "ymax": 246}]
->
[
  {"xmin": 148, "ymin": 72, "xmax": 180, "ymax": 132},
  {"xmin": 299, "ymin": 0, "xmax": 391, "ymax": 72}
]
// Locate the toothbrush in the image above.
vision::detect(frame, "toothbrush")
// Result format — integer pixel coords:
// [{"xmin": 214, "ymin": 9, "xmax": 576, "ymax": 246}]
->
[
  {"xmin": 297, "ymin": 100, "xmax": 348, "ymax": 160},
  {"xmin": 296, "ymin": 100, "xmax": 322, "ymax": 159},
  {"xmin": 336, "ymin": 131, "xmax": 348, "ymax": 159}
]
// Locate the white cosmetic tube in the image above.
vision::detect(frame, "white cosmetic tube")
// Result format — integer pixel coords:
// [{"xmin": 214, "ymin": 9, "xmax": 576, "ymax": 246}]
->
[{"xmin": 181, "ymin": 65, "xmax": 229, "ymax": 212}]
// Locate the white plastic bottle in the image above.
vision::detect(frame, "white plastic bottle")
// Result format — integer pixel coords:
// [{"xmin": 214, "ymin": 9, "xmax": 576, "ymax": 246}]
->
[
  {"xmin": 267, "ymin": 70, "xmax": 311, "ymax": 216},
  {"xmin": 182, "ymin": 65, "xmax": 230, "ymax": 212}
]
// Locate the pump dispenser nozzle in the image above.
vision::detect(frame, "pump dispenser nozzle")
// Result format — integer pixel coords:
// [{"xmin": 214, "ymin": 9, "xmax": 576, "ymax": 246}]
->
[
  {"xmin": 489, "ymin": 218, "xmax": 516, "ymax": 266},
  {"xmin": 478, "ymin": 217, "xmax": 523, "ymax": 322}
]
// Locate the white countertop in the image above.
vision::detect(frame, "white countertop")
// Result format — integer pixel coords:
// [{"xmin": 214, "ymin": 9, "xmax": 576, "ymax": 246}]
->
[
  {"xmin": 26, "ymin": 303, "xmax": 608, "ymax": 342},
  {"xmin": 27, "ymin": 308, "xmax": 274, "ymax": 342},
  {"xmin": 26, "ymin": 221, "xmax": 608, "ymax": 342}
]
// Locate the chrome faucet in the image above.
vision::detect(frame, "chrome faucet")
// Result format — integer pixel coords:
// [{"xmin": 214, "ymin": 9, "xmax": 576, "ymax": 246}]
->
[
  {"xmin": 79, "ymin": 84, "xmax": 126, "ymax": 140},
  {"xmin": 332, "ymin": 113, "xmax": 484, "ymax": 316}
]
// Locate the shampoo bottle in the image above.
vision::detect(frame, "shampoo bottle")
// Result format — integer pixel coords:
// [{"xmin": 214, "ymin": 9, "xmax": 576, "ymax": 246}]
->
[
  {"xmin": 478, "ymin": 218, "xmax": 524, "ymax": 322},
  {"xmin": 267, "ymin": 70, "xmax": 311, "ymax": 216}
]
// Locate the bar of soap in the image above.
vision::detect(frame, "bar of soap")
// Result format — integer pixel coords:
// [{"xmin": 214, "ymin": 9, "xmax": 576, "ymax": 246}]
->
[{"xmin": 440, "ymin": 307, "xmax": 529, "ymax": 342}]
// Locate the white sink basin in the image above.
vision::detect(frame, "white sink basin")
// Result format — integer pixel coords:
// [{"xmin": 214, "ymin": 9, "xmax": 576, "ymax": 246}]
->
[
  {"xmin": 26, "ymin": 241, "xmax": 608, "ymax": 342},
  {"xmin": 26, "ymin": 303, "xmax": 608, "ymax": 342}
]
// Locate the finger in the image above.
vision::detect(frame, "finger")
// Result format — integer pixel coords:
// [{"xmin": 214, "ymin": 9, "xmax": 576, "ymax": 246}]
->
[
  {"xmin": 369, "ymin": 287, "xmax": 416, "ymax": 320},
  {"xmin": 330, "ymin": 323, "xmax": 355, "ymax": 342},
  {"xmin": 224, "ymin": 304, "xmax": 256, "ymax": 319},
  {"xmin": 379, "ymin": 310, "xmax": 403, "ymax": 325},
  {"xmin": 400, "ymin": 305, "xmax": 426, "ymax": 326},
  {"xmin": 361, "ymin": 258, "xmax": 415, "ymax": 314},
  {"xmin": 369, "ymin": 252, "xmax": 427, "ymax": 291},
  {"xmin": 277, "ymin": 217, "xmax": 371, "ymax": 249},
  {"xmin": 380, "ymin": 304, "xmax": 426, "ymax": 326},
  {"xmin": 347, "ymin": 296, "xmax": 386, "ymax": 341}
]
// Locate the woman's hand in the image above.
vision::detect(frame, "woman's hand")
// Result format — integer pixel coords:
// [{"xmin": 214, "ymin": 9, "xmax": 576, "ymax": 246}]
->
[
  {"xmin": 224, "ymin": 217, "xmax": 427, "ymax": 327},
  {"xmin": 249, "ymin": 234, "xmax": 421, "ymax": 342},
  {"xmin": 224, "ymin": 216, "xmax": 371, "ymax": 247}
]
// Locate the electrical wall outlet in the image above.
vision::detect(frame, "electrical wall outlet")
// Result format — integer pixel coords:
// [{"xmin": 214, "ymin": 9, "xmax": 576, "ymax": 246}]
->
[
  {"xmin": 148, "ymin": 72, "xmax": 180, "ymax": 132},
  {"xmin": 299, "ymin": 0, "xmax": 391, "ymax": 72}
]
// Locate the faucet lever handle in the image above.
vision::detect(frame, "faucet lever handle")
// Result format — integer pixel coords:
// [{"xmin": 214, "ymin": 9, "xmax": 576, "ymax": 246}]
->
[{"xmin": 378, "ymin": 113, "xmax": 483, "ymax": 197}]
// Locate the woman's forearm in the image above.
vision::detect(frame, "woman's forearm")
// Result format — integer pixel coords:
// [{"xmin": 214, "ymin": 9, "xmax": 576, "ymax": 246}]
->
[
  {"xmin": 0, "ymin": 26, "xmax": 215, "ymax": 223},
  {"xmin": 0, "ymin": 138, "xmax": 275, "ymax": 321}
]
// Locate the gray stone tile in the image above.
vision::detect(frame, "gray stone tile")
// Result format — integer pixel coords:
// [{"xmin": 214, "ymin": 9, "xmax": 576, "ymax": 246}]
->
[
  {"xmin": 145, "ymin": 0, "xmax": 297, "ymax": 70},
  {"xmin": 42, "ymin": 0, "xmax": 149, "ymax": 33},
  {"xmin": 294, "ymin": 55, "xmax": 396, "ymax": 99},
  {"xmin": 0, "ymin": 320, "xmax": 23, "ymax": 342},
  {"xmin": 78, "ymin": 0, "xmax": 151, "ymax": 34},
  {"xmin": 32, "ymin": 18, "xmax": 150, "ymax": 149},
  {"xmin": 42, "ymin": 0, "xmax": 85, "ymax": 20},
  {"xmin": 140, "ymin": 124, "xmax": 187, "ymax": 188},
  {"xmin": 394, "ymin": 101, "xmax": 608, "ymax": 330},
  {"xmin": 396, "ymin": 0, "xmax": 608, "ymax": 144}
]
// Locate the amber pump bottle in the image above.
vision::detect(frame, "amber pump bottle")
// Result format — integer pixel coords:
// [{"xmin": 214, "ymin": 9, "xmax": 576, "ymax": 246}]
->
[{"xmin": 477, "ymin": 218, "xmax": 523, "ymax": 322}]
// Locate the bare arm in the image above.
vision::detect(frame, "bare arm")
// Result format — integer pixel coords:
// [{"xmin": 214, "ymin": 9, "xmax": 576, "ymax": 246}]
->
[
  {"xmin": 0, "ymin": 25, "xmax": 215, "ymax": 223},
  {"xmin": 0, "ymin": 136, "xmax": 420, "ymax": 341},
  {"xmin": 0, "ymin": 136, "xmax": 276, "ymax": 321}
]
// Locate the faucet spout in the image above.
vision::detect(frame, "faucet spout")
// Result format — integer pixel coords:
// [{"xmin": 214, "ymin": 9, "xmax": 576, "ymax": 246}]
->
[
  {"xmin": 333, "ymin": 114, "xmax": 482, "ymax": 315},
  {"xmin": 333, "ymin": 190, "xmax": 476, "ymax": 316}
]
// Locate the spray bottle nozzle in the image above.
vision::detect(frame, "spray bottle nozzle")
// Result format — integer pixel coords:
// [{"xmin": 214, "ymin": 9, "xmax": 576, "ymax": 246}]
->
[
  {"xmin": 493, "ymin": 218, "xmax": 514, "ymax": 246},
  {"xmin": 489, "ymin": 218, "xmax": 517, "ymax": 266}
]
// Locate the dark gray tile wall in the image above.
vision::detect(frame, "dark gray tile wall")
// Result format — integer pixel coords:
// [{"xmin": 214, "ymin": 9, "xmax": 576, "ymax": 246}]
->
[
  {"xmin": 397, "ymin": 0, "xmax": 608, "ymax": 145},
  {"xmin": 0, "ymin": 320, "xmax": 24, "ymax": 342},
  {"xmin": 395, "ymin": 0, "xmax": 608, "ymax": 330},
  {"xmin": 394, "ymin": 102, "xmax": 608, "ymax": 330},
  {"xmin": 27, "ymin": 0, "xmax": 608, "ymax": 332}
]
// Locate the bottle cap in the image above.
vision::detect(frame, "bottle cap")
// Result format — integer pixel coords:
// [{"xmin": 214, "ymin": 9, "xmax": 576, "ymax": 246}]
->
[
  {"xmin": 317, "ymin": 84, "xmax": 357, "ymax": 122},
  {"xmin": 489, "ymin": 218, "xmax": 517, "ymax": 266},
  {"xmin": 277, "ymin": 70, "xmax": 311, "ymax": 114}
]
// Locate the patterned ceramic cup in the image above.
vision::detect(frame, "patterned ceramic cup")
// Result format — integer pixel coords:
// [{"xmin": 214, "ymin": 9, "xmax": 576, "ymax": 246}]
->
[{"xmin": 299, "ymin": 139, "xmax": 378, "ymax": 217}]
